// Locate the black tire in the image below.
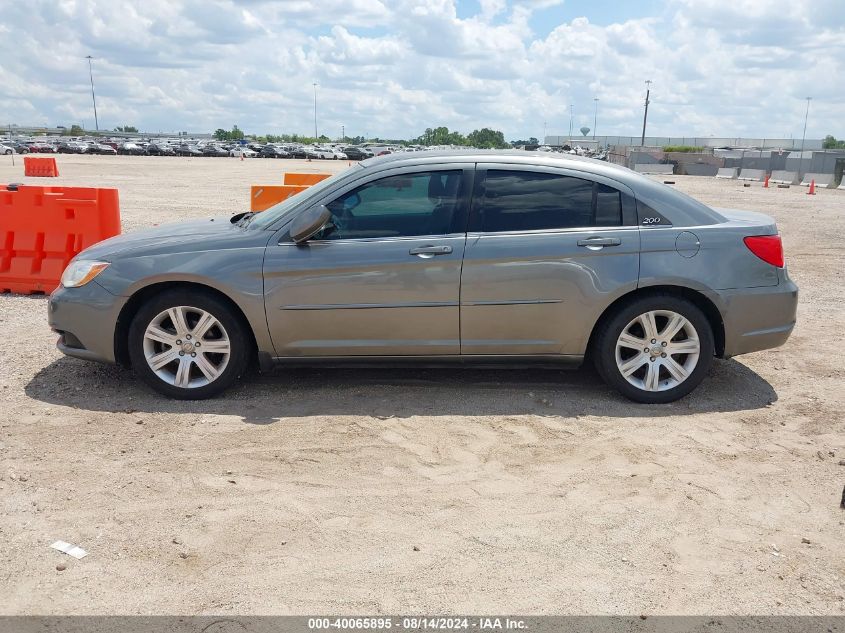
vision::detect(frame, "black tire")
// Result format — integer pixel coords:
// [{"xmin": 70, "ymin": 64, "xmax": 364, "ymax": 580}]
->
[
  {"xmin": 592, "ymin": 293, "xmax": 714, "ymax": 404},
  {"xmin": 128, "ymin": 289, "xmax": 252, "ymax": 399}
]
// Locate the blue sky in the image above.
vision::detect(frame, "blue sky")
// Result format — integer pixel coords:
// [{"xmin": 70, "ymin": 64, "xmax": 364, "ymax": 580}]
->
[{"xmin": 0, "ymin": 0, "xmax": 841, "ymax": 141}]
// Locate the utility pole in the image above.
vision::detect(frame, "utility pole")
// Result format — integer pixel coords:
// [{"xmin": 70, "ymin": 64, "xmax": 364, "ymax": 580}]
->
[
  {"xmin": 312, "ymin": 83, "xmax": 318, "ymax": 140},
  {"xmin": 341, "ymin": 124, "xmax": 345, "ymax": 142},
  {"xmin": 640, "ymin": 80, "xmax": 652, "ymax": 146},
  {"xmin": 85, "ymin": 55, "xmax": 99, "ymax": 132},
  {"xmin": 800, "ymin": 96, "xmax": 812, "ymax": 176},
  {"xmin": 568, "ymin": 105, "xmax": 574, "ymax": 140},
  {"xmin": 593, "ymin": 98, "xmax": 599, "ymax": 140}
]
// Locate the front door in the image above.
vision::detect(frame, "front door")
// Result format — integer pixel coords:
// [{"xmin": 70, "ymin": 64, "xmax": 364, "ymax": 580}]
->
[
  {"xmin": 460, "ymin": 165, "xmax": 640, "ymax": 356},
  {"xmin": 263, "ymin": 167, "xmax": 471, "ymax": 357}
]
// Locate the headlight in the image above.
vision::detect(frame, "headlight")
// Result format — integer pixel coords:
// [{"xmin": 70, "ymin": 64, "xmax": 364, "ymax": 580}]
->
[{"xmin": 60, "ymin": 260, "xmax": 110, "ymax": 288}]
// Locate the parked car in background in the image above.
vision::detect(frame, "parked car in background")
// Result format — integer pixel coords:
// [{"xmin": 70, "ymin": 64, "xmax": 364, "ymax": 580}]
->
[
  {"xmin": 11, "ymin": 142, "xmax": 30, "ymax": 154},
  {"xmin": 176, "ymin": 144, "xmax": 203, "ymax": 157},
  {"xmin": 33, "ymin": 142, "xmax": 57, "ymax": 153},
  {"xmin": 49, "ymin": 150, "xmax": 797, "ymax": 402},
  {"xmin": 201, "ymin": 145, "xmax": 229, "ymax": 157},
  {"xmin": 259, "ymin": 145, "xmax": 290, "ymax": 159},
  {"xmin": 147, "ymin": 143, "xmax": 176, "ymax": 156},
  {"xmin": 119, "ymin": 142, "xmax": 146, "ymax": 155},
  {"xmin": 307, "ymin": 146, "xmax": 340, "ymax": 159},
  {"xmin": 88, "ymin": 142, "xmax": 117, "ymax": 155},
  {"xmin": 57, "ymin": 141, "xmax": 86, "ymax": 154},
  {"xmin": 230, "ymin": 146, "xmax": 257, "ymax": 158},
  {"xmin": 341, "ymin": 147, "xmax": 370, "ymax": 160},
  {"xmin": 1, "ymin": 143, "xmax": 14, "ymax": 155}
]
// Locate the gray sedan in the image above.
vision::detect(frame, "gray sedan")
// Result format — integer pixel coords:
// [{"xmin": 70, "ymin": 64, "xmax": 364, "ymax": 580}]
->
[{"xmin": 48, "ymin": 151, "xmax": 798, "ymax": 403}]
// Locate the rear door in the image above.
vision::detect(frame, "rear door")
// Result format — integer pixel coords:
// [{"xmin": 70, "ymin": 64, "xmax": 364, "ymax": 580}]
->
[{"xmin": 459, "ymin": 164, "xmax": 640, "ymax": 356}]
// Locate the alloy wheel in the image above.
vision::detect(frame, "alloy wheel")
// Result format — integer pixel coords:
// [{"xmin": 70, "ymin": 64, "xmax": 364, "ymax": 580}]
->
[
  {"xmin": 614, "ymin": 310, "xmax": 700, "ymax": 392},
  {"xmin": 142, "ymin": 306, "xmax": 231, "ymax": 388}
]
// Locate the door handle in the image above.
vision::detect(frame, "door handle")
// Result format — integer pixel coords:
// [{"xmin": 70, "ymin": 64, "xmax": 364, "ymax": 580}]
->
[
  {"xmin": 409, "ymin": 245, "xmax": 453, "ymax": 258},
  {"xmin": 577, "ymin": 236, "xmax": 622, "ymax": 249}
]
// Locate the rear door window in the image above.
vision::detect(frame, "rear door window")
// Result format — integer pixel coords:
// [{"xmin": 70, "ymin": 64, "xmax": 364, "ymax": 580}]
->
[{"xmin": 475, "ymin": 170, "xmax": 623, "ymax": 232}]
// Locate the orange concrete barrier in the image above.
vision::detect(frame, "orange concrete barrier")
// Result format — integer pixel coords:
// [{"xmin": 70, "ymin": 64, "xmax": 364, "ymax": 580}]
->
[
  {"xmin": 24, "ymin": 156, "xmax": 60, "ymax": 177},
  {"xmin": 0, "ymin": 184, "xmax": 121, "ymax": 294},
  {"xmin": 250, "ymin": 185, "xmax": 308, "ymax": 212},
  {"xmin": 283, "ymin": 173, "xmax": 330, "ymax": 186}
]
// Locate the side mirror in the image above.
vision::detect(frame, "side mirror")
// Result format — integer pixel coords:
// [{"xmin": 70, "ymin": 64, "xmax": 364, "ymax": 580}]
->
[{"xmin": 290, "ymin": 205, "xmax": 332, "ymax": 243}]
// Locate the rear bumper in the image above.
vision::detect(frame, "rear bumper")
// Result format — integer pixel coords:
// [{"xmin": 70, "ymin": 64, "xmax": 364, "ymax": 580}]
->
[{"xmin": 717, "ymin": 271, "xmax": 798, "ymax": 358}]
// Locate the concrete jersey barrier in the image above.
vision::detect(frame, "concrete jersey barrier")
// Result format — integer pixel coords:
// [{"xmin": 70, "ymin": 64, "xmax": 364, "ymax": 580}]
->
[
  {"xmin": 738, "ymin": 169, "xmax": 765, "ymax": 181},
  {"xmin": 770, "ymin": 170, "xmax": 799, "ymax": 185},
  {"xmin": 716, "ymin": 167, "xmax": 738, "ymax": 179},
  {"xmin": 681, "ymin": 164, "xmax": 718, "ymax": 177},
  {"xmin": 800, "ymin": 173, "xmax": 834, "ymax": 188},
  {"xmin": 634, "ymin": 163, "xmax": 674, "ymax": 175}
]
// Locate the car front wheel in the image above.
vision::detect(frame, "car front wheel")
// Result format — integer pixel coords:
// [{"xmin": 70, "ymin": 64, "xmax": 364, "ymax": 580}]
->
[
  {"xmin": 128, "ymin": 289, "xmax": 252, "ymax": 399},
  {"xmin": 593, "ymin": 294, "xmax": 714, "ymax": 404}
]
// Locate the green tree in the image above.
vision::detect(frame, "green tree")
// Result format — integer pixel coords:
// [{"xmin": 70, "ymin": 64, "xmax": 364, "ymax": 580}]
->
[
  {"xmin": 114, "ymin": 125, "xmax": 138, "ymax": 133},
  {"xmin": 214, "ymin": 125, "xmax": 245, "ymax": 141},
  {"xmin": 822, "ymin": 135, "xmax": 845, "ymax": 149},
  {"xmin": 466, "ymin": 128, "xmax": 509, "ymax": 149},
  {"xmin": 415, "ymin": 126, "xmax": 467, "ymax": 146}
]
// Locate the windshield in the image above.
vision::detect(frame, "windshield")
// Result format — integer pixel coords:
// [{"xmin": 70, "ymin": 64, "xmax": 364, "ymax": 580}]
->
[{"xmin": 247, "ymin": 167, "xmax": 362, "ymax": 229}]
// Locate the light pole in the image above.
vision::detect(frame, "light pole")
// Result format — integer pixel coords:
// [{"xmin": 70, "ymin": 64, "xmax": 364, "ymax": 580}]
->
[
  {"xmin": 568, "ymin": 105, "xmax": 573, "ymax": 140},
  {"xmin": 593, "ymin": 98, "xmax": 599, "ymax": 140},
  {"xmin": 85, "ymin": 55, "xmax": 99, "ymax": 132},
  {"xmin": 800, "ymin": 96, "xmax": 812, "ymax": 176},
  {"xmin": 640, "ymin": 80, "xmax": 652, "ymax": 146},
  {"xmin": 312, "ymin": 83, "xmax": 318, "ymax": 140},
  {"xmin": 342, "ymin": 124, "xmax": 345, "ymax": 142}
]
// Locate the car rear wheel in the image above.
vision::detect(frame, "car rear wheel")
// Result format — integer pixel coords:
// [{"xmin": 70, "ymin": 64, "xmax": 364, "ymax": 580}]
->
[
  {"xmin": 128, "ymin": 289, "xmax": 251, "ymax": 399},
  {"xmin": 593, "ymin": 294, "xmax": 714, "ymax": 404}
]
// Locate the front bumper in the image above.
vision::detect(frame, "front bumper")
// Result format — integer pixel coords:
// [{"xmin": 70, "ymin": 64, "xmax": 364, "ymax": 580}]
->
[
  {"xmin": 717, "ymin": 271, "xmax": 798, "ymax": 358},
  {"xmin": 48, "ymin": 281, "xmax": 127, "ymax": 364}
]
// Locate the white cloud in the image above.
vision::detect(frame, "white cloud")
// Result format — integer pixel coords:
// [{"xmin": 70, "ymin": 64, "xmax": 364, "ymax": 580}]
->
[{"xmin": 0, "ymin": 0, "xmax": 841, "ymax": 140}]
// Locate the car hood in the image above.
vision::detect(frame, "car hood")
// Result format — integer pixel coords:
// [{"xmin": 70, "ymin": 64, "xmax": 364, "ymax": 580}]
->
[{"xmin": 78, "ymin": 217, "xmax": 265, "ymax": 261}]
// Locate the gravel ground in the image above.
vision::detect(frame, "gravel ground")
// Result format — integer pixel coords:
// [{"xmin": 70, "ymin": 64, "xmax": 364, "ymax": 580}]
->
[{"xmin": 0, "ymin": 155, "xmax": 843, "ymax": 614}]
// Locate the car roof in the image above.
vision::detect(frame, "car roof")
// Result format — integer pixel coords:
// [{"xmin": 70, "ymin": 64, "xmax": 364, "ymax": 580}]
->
[{"xmin": 360, "ymin": 149, "xmax": 630, "ymax": 179}]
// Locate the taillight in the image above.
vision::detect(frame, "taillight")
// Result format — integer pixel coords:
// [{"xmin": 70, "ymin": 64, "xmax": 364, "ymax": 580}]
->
[{"xmin": 744, "ymin": 234, "xmax": 784, "ymax": 268}]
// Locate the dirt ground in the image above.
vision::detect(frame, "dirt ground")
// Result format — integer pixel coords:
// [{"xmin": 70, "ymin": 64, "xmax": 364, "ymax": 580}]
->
[{"xmin": 0, "ymin": 154, "xmax": 843, "ymax": 615}]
